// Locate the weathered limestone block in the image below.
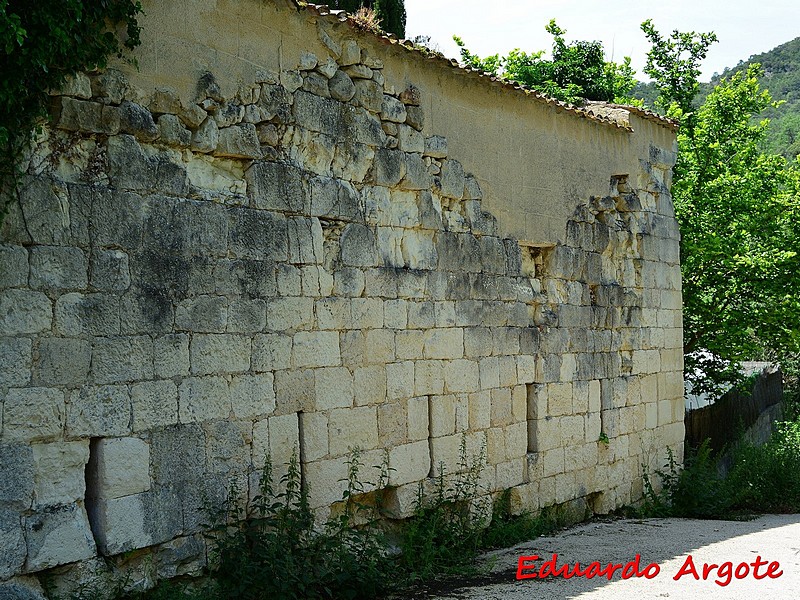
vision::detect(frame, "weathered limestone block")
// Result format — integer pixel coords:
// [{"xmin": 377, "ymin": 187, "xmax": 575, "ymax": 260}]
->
[
  {"xmin": 405, "ymin": 105, "xmax": 425, "ymax": 131},
  {"xmin": 89, "ymin": 437, "xmax": 150, "ymax": 500},
  {"xmin": 0, "ymin": 338, "xmax": 32, "ymax": 387},
  {"xmin": 190, "ymin": 334, "xmax": 250, "ymax": 375},
  {"xmin": 54, "ymin": 293, "xmax": 120, "ymax": 337},
  {"xmin": 438, "ymin": 159, "xmax": 466, "ymax": 199},
  {"xmin": 216, "ymin": 123, "xmax": 261, "ymax": 158},
  {"xmin": 0, "ymin": 509, "xmax": 27, "ymax": 580},
  {"xmin": 0, "ymin": 290, "xmax": 52, "ymax": 334},
  {"xmin": 191, "ymin": 117, "xmax": 219, "ymax": 153},
  {"xmin": 30, "ymin": 441, "xmax": 89, "ymax": 509},
  {"xmin": 423, "ymin": 135, "xmax": 447, "ymax": 159},
  {"xmin": 229, "ymin": 373, "xmax": 275, "ymax": 419},
  {"xmin": 158, "ymin": 114, "xmax": 191, "ymax": 146},
  {"xmin": 228, "ymin": 207, "xmax": 289, "ymax": 262},
  {"xmin": 340, "ymin": 223, "xmax": 378, "ymax": 267},
  {"xmin": 374, "ymin": 147, "xmax": 406, "ymax": 187},
  {"xmin": 310, "ymin": 177, "xmax": 361, "ymax": 221},
  {"xmin": 380, "ymin": 95, "xmax": 407, "ymax": 123},
  {"xmin": 176, "ymin": 379, "xmax": 231, "ymax": 429},
  {"xmin": 107, "ymin": 135, "xmax": 188, "ymax": 195},
  {"xmin": 90, "ymin": 249, "xmax": 130, "ymax": 291},
  {"xmin": 53, "ymin": 97, "xmax": 120, "ymax": 134},
  {"xmin": 24, "ymin": 505, "xmax": 96, "ymax": 571},
  {"xmin": 288, "ymin": 216, "xmax": 324, "ymax": 264},
  {"xmin": 386, "ymin": 361, "xmax": 415, "ymax": 400},
  {"xmin": 0, "ymin": 244, "xmax": 28, "ymax": 288},
  {"xmin": 302, "ymin": 71, "xmax": 330, "ymax": 97},
  {"xmin": 67, "ymin": 385, "xmax": 130, "ymax": 438},
  {"xmin": 313, "ymin": 367, "xmax": 354, "ymax": 410},
  {"xmin": 423, "ymin": 328, "xmax": 464, "ymax": 360},
  {"xmin": 245, "ymin": 161, "xmax": 309, "ymax": 213},
  {"xmin": 397, "ymin": 124, "xmax": 424, "ymax": 153},
  {"xmin": 388, "ymin": 442, "xmax": 430, "ymax": 486},
  {"xmin": 328, "ymin": 406, "xmax": 379, "ymax": 457},
  {"xmin": 119, "ymin": 101, "xmax": 159, "ymax": 141},
  {"xmin": 131, "ymin": 380, "xmax": 179, "ymax": 431},
  {"xmin": 266, "ymin": 296, "xmax": 314, "ymax": 331},
  {"xmin": 2, "ymin": 388, "xmax": 64, "ymax": 443},
  {"xmin": 91, "ymin": 336, "xmax": 153, "ymax": 383}
]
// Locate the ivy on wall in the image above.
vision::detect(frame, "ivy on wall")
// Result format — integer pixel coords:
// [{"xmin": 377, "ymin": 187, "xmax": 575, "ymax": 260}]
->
[{"xmin": 0, "ymin": 0, "xmax": 143, "ymax": 218}]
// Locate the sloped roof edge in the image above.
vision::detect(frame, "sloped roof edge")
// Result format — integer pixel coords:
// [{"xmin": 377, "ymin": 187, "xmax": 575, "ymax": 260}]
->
[{"xmin": 291, "ymin": 1, "xmax": 678, "ymax": 133}]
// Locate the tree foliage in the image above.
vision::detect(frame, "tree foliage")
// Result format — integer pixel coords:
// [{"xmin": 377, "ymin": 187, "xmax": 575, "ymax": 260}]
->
[
  {"xmin": 454, "ymin": 20, "xmax": 637, "ymax": 104},
  {"xmin": 0, "ymin": 0, "xmax": 142, "ymax": 216},
  {"xmin": 644, "ymin": 21, "xmax": 800, "ymax": 397}
]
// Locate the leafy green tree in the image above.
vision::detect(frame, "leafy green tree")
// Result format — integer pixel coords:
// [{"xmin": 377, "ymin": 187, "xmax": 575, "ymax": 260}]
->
[
  {"xmin": 454, "ymin": 20, "xmax": 636, "ymax": 104},
  {"xmin": 643, "ymin": 21, "xmax": 800, "ymax": 397}
]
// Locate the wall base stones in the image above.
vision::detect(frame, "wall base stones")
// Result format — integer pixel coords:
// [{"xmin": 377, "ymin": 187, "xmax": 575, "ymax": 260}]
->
[{"xmin": 0, "ymin": 0, "xmax": 681, "ymax": 595}]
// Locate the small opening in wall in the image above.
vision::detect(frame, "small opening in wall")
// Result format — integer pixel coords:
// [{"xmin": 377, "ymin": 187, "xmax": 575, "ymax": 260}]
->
[
  {"xmin": 297, "ymin": 411, "xmax": 307, "ymax": 491},
  {"xmin": 427, "ymin": 395, "xmax": 435, "ymax": 478},
  {"xmin": 84, "ymin": 437, "xmax": 103, "ymax": 548},
  {"xmin": 526, "ymin": 383, "xmax": 538, "ymax": 453}
]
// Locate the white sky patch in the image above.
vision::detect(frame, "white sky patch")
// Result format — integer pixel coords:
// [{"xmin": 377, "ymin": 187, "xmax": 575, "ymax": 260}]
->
[{"xmin": 404, "ymin": 0, "xmax": 799, "ymax": 81}]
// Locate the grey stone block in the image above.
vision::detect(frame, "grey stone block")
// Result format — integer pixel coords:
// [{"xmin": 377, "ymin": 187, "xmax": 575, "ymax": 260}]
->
[
  {"xmin": 191, "ymin": 117, "xmax": 219, "ymax": 153},
  {"xmin": 228, "ymin": 207, "xmax": 288, "ymax": 261},
  {"xmin": 154, "ymin": 334, "xmax": 190, "ymax": 378},
  {"xmin": 0, "ymin": 290, "xmax": 51, "ymax": 335},
  {"xmin": 245, "ymin": 161, "xmax": 309, "ymax": 213},
  {"xmin": 340, "ymin": 223, "xmax": 378, "ymax": 267},
  {"xmin": 120, "ymin": 287, "xmax": 174, "ymax": 334},
  {"xmin": 309, "ymin": 177, "xmax": 360, "ymax": 221},
  {"xmin": 397, "ymin": 124, "xmax": 424, "ymax": 153},
  {"xmin": 251, "ymin": 333, "xmax": 291, "ymax": 372},
  {"xmin": 400, "ymin": 153, "xmax": 430, "ymax": 191},
  {"xmin": 0, "ymin": 509, "xmax": 27, "ymax": 580},
  {"xmin": 90, "ymin": 248, "xmax": 130, "ymax": 291},
  {"xmin": 374, "ymin": 148, "xmax": 406, "ymax": 187},
  {"xmin": 158, "ymin": 114, "xmax": 191, "ymax": 146},
  {"xmin": 24, "ymin": 504, "xmax": 96, "ymax": 571},
  {"xmin": 131, "ymin": 379, "xmax": 179, "ymax": 431},
  {"xmin": 178, "ymin": 376, "xmax": 231, "ymax": 423},
  {"xmin": 150, "ymin": 424, "xmax": 205, "ymax": 487},
  {"xmin": 0, "ymin": 445, "xmax": 34, "ymax": 509},
  {"xmin": 227, "ymin": 298, "xmax": 267, "ymax": 333},
  {"xmin": 91, "ymin": 68, "xmax": 128, "ymax": 104},
  {"xmin": 107, "ymin": 134, "xmax": 188, "ymax": 195},
  {"xmin": 68, "ymin": 385, "xmax": 131, "ymax": 437},
  {"xmin": 257, "ymin": 83, "xmax": 292, "ymax": 123},
  {"xmin": 329, "ymin": 69, "xmax": 356, "ymax": 102},
  {"xmin": 273, "ymin": 368, "xmax": 315, "ymax": 414},
  {"xmin": 287, "ymin": 216, "xmax": 323, "ymax": 264},
  {"xmin": 353, "ymin": 79, "xmax": 382, "ymax": 112},
  {"xmin": 190, "ymin": 334, "xmax": 251, "ymax": 375},
  {"xmin": 18, "ymin": 177, "xmax": 88, "ymax": 246},
  {"xmin": 230, "ymin": 373, "xmax": 275, "ymax": 419},
  {"xmin": 91, "ymin": 336, "xmax": 153, "ymax": 383},
  {"xmin": 29, "ymin": 246, "xmax": 87, "ymax": 290},
  {"xmin": 405, "ymin": 105, "xmax": 425, "ymax": 131},
  {"xmin": 0, "ymin": 245, "xmax": 28, "ymax": 288},
  {"xmin": 90, "ymin": 186, "xmax": 147, "ymax": 251},
  {"xmin": 0, "ymin": 338, "xmax": 32, "ymax": 387},
  {"xmin": 53, "ymin": 97, "xmax": 120, "ymax": 134},
  {"xmin": 381, "ymin": 95, "xmax": 407, "ymax": 123},
  {"xmin": 175, "ymin": 296, "xmax": 228, "ymax": 333},
  {"xmin": 1, "ymin": 388, "xmax": 64, "ymax": 442},
  {"xmin": 54, "ymin": 292, "xmax": 120, "ymax": 336},
  {"xmin": 32, "ymin": 337, "xmax": 91, "ymax": 386},
  {"xmin": 438, "ymin": 159, "xmax": 466, "ymax": 199},
  {"xmin": 0, "ymin": 580, "xmax": 46, "ymax": 600},
  {"xmin": 119, "ymin": 101, "xmax": 159, "ymax": 141},
  {"xmin": 302, "ymin": 71, "xmax": 330, "ymax": 97},
  {"xmin": 216, "ymin": 123, "xmax": 261, "ymax": 158}
]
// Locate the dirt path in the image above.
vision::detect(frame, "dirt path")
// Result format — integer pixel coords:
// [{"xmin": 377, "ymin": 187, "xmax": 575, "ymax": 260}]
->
[{"xmin": 406, "ymin": 515, "xmax": 800, "ymax": 599}]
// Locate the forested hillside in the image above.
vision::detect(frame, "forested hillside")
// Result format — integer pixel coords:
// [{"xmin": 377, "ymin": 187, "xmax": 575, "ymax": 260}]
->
[{"xmin": 634, "ymin": 36, "xmax": 800, "ymax": 159}]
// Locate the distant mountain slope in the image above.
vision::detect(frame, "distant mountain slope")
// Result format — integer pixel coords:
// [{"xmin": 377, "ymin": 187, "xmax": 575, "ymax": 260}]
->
[{"xmin": 632, "ymin": 36, "xmax": 800, "ymax": 160}]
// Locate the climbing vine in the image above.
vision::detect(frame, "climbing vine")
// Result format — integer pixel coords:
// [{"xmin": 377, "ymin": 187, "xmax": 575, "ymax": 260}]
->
[{"xmin": 0, "ymin": 0, "xmax": 143, "ymax": 221}]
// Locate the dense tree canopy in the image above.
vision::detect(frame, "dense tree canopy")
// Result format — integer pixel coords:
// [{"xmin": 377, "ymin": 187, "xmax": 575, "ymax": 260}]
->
[
  {"xmin": 454, "ymin": 20, "xmax": 636, "ymax": 104},
  {"xmin": 642, "ymin": 23, "xmax": 800, "ymax": 396}
]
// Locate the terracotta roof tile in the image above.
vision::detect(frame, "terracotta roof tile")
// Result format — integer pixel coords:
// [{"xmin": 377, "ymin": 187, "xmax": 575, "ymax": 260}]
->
[{"xmin": 291, "ymin": 1, "xmax": 676, "ymax": 132}]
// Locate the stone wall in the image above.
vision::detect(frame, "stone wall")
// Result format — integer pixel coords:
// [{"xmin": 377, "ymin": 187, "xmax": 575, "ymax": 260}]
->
[{"xmin": 0, "ymin": 0, "xmax": 683, "ymax": 595}]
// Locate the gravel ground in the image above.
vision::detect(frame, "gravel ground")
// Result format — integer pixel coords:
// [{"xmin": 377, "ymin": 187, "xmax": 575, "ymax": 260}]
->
[{"xmin": 408, "ymin": 514, "xmax": 800, "ymax": 600}]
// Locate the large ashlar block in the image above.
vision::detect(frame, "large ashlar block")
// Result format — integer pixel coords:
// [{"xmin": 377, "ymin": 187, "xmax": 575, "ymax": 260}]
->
[
  {"xmin": 32, "ymin": 441, "xmax": 90, "ymax": 508},
  {"xmin": 388, "ymin": 441, "xmax": 429, "ymax": 486},
  {"xmin": 407, "ymin": 396, "xmax": 429, "ymax": 441},
  {"xmin": 327, "ymin": 406, "xmax": 379, "ymax": 457},
  {"xmin": 24, "ymin": 504, "xmax": 96, "ymax": 571},
  {"xmin": 89, "ymin": 437, "xmax": 150, "ymax": 500}
]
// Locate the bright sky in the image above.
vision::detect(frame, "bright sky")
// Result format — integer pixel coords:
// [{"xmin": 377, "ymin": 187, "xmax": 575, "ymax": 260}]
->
[{"xmin": 404, "ymin": 0, "xmax": 800, "ymax": 81}]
